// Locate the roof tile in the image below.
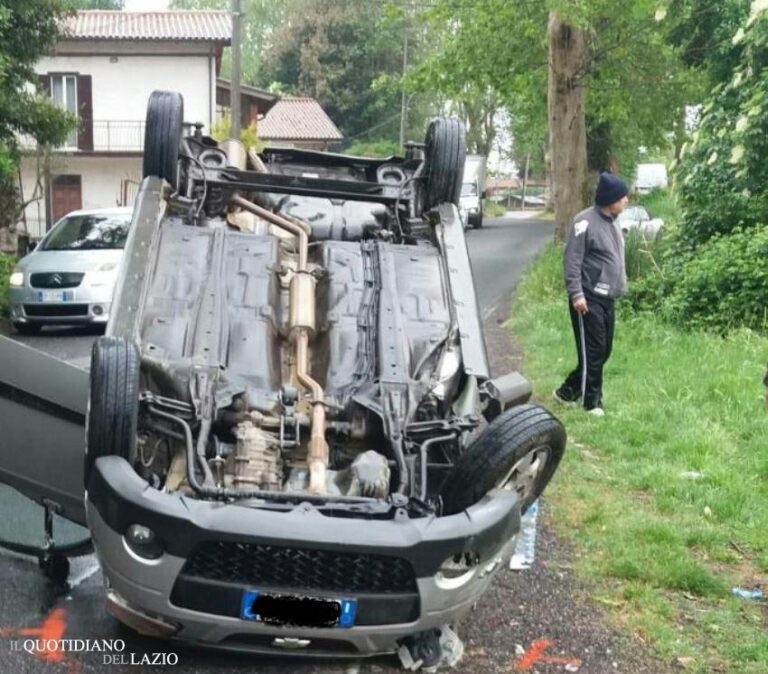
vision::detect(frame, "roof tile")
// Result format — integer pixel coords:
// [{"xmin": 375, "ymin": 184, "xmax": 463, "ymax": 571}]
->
[
  {"xmin": 60, "ymin": 10, "xmax": 231, "ymax": 43},
  {"xmin": 259, "ymin": 97, "xmax": 343, "ymax": 141}
]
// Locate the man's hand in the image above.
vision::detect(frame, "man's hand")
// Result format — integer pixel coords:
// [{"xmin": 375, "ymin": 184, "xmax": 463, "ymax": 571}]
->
[{"xmin": 572, "ymin": 296, "xmax": 589, "ymax": 315}]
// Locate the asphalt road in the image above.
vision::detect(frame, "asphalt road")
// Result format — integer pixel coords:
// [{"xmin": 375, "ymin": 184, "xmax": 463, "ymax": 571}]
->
[{"xmin": 0, "ymin": 214, "xmax": 669, "ymax": 673}]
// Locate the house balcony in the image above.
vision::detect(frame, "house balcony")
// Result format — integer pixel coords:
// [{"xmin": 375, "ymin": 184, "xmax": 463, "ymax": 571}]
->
[{"xmin": 19, "ymin": 120, "xmax": 146, "ymax": 153}]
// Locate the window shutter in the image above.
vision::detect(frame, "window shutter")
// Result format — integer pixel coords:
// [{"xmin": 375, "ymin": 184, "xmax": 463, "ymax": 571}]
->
[{"xmin": 77, "ymin": 75, "xmax": 93, "ymax": 151}]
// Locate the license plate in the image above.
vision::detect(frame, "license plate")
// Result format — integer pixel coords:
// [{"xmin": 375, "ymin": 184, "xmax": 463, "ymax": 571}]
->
[
  {"xmin": 36, "ymin": 290, "xmax": 74, "ymax": 302},
  {"xmin": 240, "ymin": 590, "xmax": 357, "ymax": 628}
]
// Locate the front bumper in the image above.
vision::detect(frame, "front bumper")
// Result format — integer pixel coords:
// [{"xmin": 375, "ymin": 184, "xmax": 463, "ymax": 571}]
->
[
  {"xmin": 9, "ymin": 285, "xmax": 113, "ymax": 325},
  {"xmin": 87, "ymin": 456, "xmax": 520, "ymax": 658}
]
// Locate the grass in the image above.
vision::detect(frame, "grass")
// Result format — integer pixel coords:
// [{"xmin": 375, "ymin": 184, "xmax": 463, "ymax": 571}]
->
[
  {"xmin": 511, "ymin": 244, "xmax": 768, "ymax": 674},
  {"xmin": 0, "ymin": 253, "xmax": 16, "ymax": 317},
  {"xmin": 483, "ymin": 199, "xmax": 506, "ymax": 218}
]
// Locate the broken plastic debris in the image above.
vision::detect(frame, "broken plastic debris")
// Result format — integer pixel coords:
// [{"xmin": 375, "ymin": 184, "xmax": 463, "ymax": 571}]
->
[
  {"xmin": 679, "ymin": 470, "xmax": 704, "ymax": 480},
  {"xmin": 565, "ymin": 664, "xmax": 581, "ymax": 672},
  {"xmin": 731, "ymin": 586, "xmax": 763, "ymax": 601},
  {"xmin": 509, "ymin": 500, "xmax": 539, "ymax": 570}
]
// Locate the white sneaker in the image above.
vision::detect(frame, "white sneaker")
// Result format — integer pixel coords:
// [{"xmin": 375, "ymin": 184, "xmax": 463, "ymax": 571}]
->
[
  {"xmin": 553, "ymin": 389, "xmax": 579, "ymax": 407},
  {"xmin": 586, "ymin": 407, "xmax": 605, "ymax": 417}
]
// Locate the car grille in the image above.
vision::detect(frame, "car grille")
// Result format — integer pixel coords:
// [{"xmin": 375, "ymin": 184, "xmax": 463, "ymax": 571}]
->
[
  {"xmin": 181, "ymin": 541, "xmax": 418, "ymax": 594},
  {"xmin": 30, "ymin": 272, "xmax": 84, "ymax": 289},
  {"xmin": 24, "ymin": 304, "xmax": 89, "ymax": 317}
]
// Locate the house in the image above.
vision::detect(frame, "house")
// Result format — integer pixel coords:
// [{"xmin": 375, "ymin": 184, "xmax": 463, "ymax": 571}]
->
[
  {"xmin": 215, "ymin": 78, "xmax": 278, "ymax": 129},
  {"xmin": 19, "ymin": 10, "xmax": 231, "ymax": 239},
  {"xmin": 257, "ymin": 97, "xmax": 344, "ymax": 151}
]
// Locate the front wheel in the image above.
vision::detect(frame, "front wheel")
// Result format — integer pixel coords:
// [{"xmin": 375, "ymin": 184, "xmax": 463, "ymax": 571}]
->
[
  {"xmin": 85, "ymin": 337, "xmax": 140, "ymax": 485},
  {"xmin": 440, "ymin": 404, "xmax": 566, "ymax": 515}
]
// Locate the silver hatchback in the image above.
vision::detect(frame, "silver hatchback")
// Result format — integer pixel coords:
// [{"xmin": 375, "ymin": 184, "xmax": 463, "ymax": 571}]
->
[{"xmin": 8, "ymin": 207, "xmax": 132, "ymax": 333}]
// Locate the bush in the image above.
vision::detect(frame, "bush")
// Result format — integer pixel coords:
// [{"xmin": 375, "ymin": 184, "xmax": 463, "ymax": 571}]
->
[
  {"xmin": 674, "ymin": 10, "xmax": 768, "ymax": 247},
  {"xmin": 664, "ymin": 226, "xmax": 768, "ymax": 331},
  {"xmin": 0, "ymin": 253, "xmax": 17, "ymax": 317}
]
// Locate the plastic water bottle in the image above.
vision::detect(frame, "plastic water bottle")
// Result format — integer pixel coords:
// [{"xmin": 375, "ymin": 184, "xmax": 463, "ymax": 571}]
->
[{"xmin": 509, "ymin": 500, "xmax": 539, "ymax": 570}]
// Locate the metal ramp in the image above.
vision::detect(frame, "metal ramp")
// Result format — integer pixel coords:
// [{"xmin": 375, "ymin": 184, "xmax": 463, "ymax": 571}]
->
[{"xmin": 0, "ymin": 335, "xmax": 88, "ymax": 526}]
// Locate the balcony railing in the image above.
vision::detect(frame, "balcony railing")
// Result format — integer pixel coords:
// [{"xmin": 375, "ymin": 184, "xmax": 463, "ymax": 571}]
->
[{"xmin": 19, "ymin": 120, "xmax": 146, "ymax": 153}]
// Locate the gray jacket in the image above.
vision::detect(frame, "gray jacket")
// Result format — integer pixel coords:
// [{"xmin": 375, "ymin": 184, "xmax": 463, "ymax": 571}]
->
[{"xmin": 564, "ymin": 205, "xmax": 627, "ymax": 301}]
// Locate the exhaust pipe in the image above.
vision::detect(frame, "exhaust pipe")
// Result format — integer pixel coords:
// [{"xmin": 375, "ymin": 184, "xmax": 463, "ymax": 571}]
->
[{"xmin": 230, "ymin": 195, "xmax": 328, "ymax": 493}]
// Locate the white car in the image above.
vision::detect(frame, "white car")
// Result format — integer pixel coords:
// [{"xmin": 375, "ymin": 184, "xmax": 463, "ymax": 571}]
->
[
  {"xmin": 8, "ymin": 207, "xmax": 132, "ymax": 333},
  {"xmin": 617, "ymin": 205, "xmax": 663, "ymax": 236}
]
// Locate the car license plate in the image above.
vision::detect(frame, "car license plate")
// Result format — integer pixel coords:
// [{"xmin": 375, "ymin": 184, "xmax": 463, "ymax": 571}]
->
[
  {"xmin": 240, "ymin": 590, "xmax": 357, "ymax": 628},
  {"xmin": 36, "ymin": 290, "xmax": 74, "ymax": 302}
]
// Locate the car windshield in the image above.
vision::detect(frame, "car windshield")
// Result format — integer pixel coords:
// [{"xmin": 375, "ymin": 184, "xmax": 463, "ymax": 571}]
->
[
  {"xmin": 461, "ymin": 182, "xmax": 478, "ymax": 197},
  {"xmin": 41, "ymin": 214, "xmax": 130, "ymax": 251}
]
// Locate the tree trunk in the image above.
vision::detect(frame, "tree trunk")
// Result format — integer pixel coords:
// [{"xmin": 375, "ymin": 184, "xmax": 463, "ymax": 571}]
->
[{"xmin": 548, "ymin": 10, "xmax": 588, "ymax": 242}]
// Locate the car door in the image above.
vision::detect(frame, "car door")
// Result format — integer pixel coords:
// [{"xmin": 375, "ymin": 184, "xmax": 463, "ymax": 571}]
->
[{"xmin": 0, "ymin": 335, "xmax": 88, "ymax": 525}]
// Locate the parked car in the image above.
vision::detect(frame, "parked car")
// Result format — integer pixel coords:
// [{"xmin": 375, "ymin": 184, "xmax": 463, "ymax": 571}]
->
[
  {"xmin": 0, "ymin": 92, "xmax": 566, "ymax": 671},
  {"xmin": 7, "ymin": 207, "xmax": 132, "ymax": 333},
  {"xmin": 617, "ymin": 205, "xmax": 663, "ymax": 236}
]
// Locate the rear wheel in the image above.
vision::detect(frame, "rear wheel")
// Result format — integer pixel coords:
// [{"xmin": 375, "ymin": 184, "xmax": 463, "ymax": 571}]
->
[
  {"xmin": 424, "ymin": 117, "xmax": 466, "ymax": 211},
  {"xmin": 85, "ymin": 337, "xmax": 140, "ymax": 485},
  {"xmin": 440, "ymin": 404, "xmax": 566, "ymax": 515},
  {"xmin": 142, "ymin": 90, "xmax": 184, "ymax": 188}
]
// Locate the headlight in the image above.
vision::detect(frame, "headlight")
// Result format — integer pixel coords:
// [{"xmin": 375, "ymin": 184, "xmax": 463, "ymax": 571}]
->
[
  {"xmin": 9, "ymin": 271, "xmax": 24, "ymax": 287},
  {"xmin": 435, "ymin": 552, "xmax": 479, "ymax": 589},
  {"xmin": 124, "ymin": 524, "xmax": 164, "ymax": 560}
]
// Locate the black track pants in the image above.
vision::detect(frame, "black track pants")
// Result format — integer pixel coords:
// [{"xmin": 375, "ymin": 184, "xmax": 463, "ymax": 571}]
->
[{"xmin": 556, "ymin": 296, "xmax": 615, "ymax": 409}]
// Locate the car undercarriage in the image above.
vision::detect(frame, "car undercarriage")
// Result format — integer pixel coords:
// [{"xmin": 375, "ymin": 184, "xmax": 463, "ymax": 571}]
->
[{"xmin": 0, "ymin": 91, "xmax": 566, "ymax": 670}]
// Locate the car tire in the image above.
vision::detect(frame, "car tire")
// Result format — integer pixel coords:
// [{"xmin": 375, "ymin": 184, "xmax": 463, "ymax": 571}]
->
[
  {"xmin": 440, "ymin": 404, "xmax": 566, "ymax": 515},
  {"xmin": 472, "ymin": 208, "xmax": 484, "ymax": 228},
  {"xmin": 85, "ymin": 336, "xmax": 140, "ymax": 485},
  {"xmin": 13, "ymin": 322, "xmax": 41, "ymax": 335},
  {"xmin": 424, "ymin": 117, "xmax": 466, "ymax": 211},
  {"xmin": 142, "ymin": 90, "xmax": 184, "ymax": 188}
]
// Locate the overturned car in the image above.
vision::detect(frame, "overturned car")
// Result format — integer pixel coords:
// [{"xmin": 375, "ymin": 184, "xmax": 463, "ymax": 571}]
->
[{"xmin": 1, "ymin": 91, "xmax": 565, "ymax": 669}]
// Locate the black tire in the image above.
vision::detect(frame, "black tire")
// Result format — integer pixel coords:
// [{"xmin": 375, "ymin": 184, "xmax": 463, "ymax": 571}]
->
[
  {"xmin": 13, "ymin": 322, "xmax": 41, "ymax": 335},
  {"xmin": 440, "ymin": 404, "xmax": 566, "ymax": 516},
  {"xmin": 142, "ymin": 90, "xmax": 184, "ymax": 187},
  {"xmin": 424, "ymin": 117, "xmax": 466, "ymax": 211},
  {"xmin": 85, "ymin": 336, "xmax": 140, "ymax": 485},
  {"xmin": 471, "ymin": 208, "xmax": 484, "ymax": 229}
]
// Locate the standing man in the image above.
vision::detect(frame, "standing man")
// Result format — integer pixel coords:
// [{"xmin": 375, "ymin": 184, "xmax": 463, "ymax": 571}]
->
[{"xmin": 554, "ymin": 172, "xmax": 629, "ymax": 416}]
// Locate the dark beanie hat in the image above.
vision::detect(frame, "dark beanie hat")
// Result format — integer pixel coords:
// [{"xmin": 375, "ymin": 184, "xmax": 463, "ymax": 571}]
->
[{"xmin": 595, "ymin": 172, "xmax": 628, "ymax": 206}]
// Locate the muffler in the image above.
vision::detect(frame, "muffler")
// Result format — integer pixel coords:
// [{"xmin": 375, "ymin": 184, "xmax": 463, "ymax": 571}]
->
[{"xmin": 230, "ymin": 195, "xmax": 329, "ymax": 494}]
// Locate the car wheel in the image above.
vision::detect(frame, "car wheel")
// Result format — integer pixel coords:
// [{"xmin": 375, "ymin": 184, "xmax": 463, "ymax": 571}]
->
[
  {"xmin": 85, "ymin": 336, "xmax": 140, "ymax": 485},
  {"xmin": 440, "ymin": 404, "xmax": 566, "ymax": 515},
  {"xmin": 13, "ymin": 322, "xmax": 41, "ymax": 335},
  {"xmin": 424, "ymin": 117, "xmax": 466, "ymax": 211},
  {"xmin": 473, "ymin": 209, "xmax": 484, "ymax": 229},
  {"xmin": 143, "ymin": 90, "xmax": 184, "ymax": 188}
]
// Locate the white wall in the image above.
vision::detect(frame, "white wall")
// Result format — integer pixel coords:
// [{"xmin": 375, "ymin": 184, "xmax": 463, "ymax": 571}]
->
[
  {"xmin": 20, "ymin": 155, "xmax": 142, "ymax": 239},
  {"xmin": 37, "ymin": 52, "xmax": 213, "ymax": 129}
]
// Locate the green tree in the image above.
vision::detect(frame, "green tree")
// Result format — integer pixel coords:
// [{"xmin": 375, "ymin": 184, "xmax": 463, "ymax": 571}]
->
[
  {"xmin": 172, "ymin": 0, "xmax": 287, "ymax": 85},
  {"xmin": 408, "ymin": 0, "xmax": 696, "ymax": 239},
  {"xmin": 70, "ymin": 0, "xmax": 124, "ymax": 7},
  {"xmin": 675, "ymin": 1, "xmax": 768, "ymax": 246},
  {"xmin": 0, "ymin": 1, "xmax": 77, "ymax": 233},
  {"xmin": 261, "ymin": 0, "xmax": 429, "ymax": 143}
]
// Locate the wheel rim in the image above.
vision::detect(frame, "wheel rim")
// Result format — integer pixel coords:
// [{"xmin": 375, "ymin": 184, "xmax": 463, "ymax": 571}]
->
[{"xmin": 499, "ymin": 445, "xmax": 551, "ymax": 502}]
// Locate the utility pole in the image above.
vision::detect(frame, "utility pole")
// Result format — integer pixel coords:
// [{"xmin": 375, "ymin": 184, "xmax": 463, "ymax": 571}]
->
[
  {"xmin": 522, "ymin": 152, "xmax": 530, "ymax": 211},
  {"xmin": 230, "ymin": 0, "xmax": 242, "ymax": 140},
  {"xmin": 399, "ymin": 4, "xmax": 409, "ymax": 149}
]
